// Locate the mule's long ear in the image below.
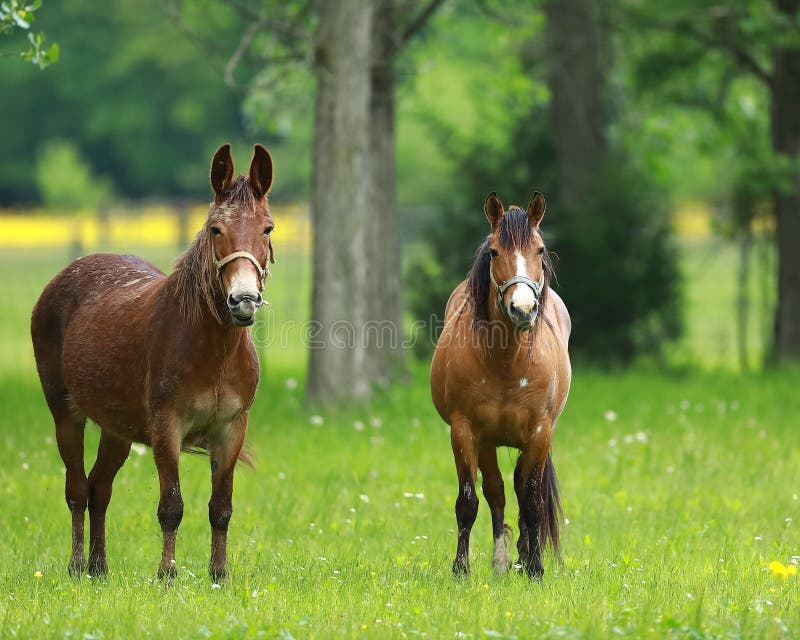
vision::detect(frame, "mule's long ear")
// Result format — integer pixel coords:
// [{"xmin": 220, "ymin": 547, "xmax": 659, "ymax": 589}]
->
[
  {"xmin": 249, "ymin": 144, "xmax": 273, "ymax": 200},
  {"xmin": 210, "ymin": 144, "xmax": 234, "ymax": 203},
  {"xmin": 484, "ymin": 192, "xmax": 504, "ymax": 229},
  {"xmin": 526, "ymin": 191, "xmax": 546, "ymax": 228}
]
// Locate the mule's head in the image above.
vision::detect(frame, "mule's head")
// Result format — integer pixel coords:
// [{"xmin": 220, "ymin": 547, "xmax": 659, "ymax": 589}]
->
[
  {"xmin": 484, "ymin": 191, "xmax": 548, "ymax": 331},
  {"xmin": 208, "ymin": 143, "xmax": 274, "ymax": 327}
]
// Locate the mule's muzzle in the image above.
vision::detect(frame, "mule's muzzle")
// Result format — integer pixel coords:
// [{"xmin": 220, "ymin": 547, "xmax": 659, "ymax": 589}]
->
[{"xmin": 227, "ymin": 290, "xmax": 263, "ymax": 326}]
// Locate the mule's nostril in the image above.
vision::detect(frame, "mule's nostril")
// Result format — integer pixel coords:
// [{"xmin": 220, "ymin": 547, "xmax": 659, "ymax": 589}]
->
[
  {"xmin": 227, "ymin": 293, "xmax": 238, "ymax": 308},
  {"xmin": 255, "ymin": 293, "xmax": 263, "ymax": 306}
]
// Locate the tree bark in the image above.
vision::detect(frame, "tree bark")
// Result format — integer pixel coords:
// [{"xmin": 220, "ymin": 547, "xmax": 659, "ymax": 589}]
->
[
  {"xmin": 544, "ymin": 0, "xmax": 607, "ymax": 209},
  {"xmin": 307, "ymin": 0, "xmax": 374, "ymax": 402},
  {"xmin": 770, "ymin": 0, "xmax": 800, "ymax": 361},
  {"xmin": 366, "ymin": 0, "xmax": 404, "ymax": 386}
]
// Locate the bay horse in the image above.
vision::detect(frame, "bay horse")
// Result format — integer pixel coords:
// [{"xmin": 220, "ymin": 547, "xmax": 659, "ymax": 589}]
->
[
  {"xmin": 430, "ymin": 192, "xmax": 571, "ymax": 579},
  {"xmin": 31, "ymin": 144, "xmax": 275, "ymax": 581}
]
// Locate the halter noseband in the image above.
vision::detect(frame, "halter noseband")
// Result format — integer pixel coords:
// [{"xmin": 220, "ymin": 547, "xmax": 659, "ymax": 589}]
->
[
  {"xmin": 214, "ymin": 250, "xmax": 269, "ymax": 287},
  {"xmin": 489, "ymin": 266, "xmax": 543, "ymax": 322}
]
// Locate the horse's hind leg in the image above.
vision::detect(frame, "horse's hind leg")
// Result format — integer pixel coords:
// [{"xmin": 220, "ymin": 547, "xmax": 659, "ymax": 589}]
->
[
  {"xmin": 479, "ymin": 445, "xmax": 512, "ymax": 574},
  {"xmin": 450, "ymin": 416, "xmax": 478, "ymax": 577},
  {"xmin": 87, "ymin": 431, "xmax": 131, "ymax": 576},
  {"xmin": 53, "ymin": 408, "xmax": 88, "ymax": 577}
]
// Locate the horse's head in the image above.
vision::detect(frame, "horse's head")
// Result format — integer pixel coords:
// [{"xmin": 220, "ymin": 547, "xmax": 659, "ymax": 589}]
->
[
  {"xmin": 207, "ymin": 144, "xmax": 274, "ymax": 327},
  {"xmin": 484, "ymin": 191, "xmax": 548, "ymax": 331}
]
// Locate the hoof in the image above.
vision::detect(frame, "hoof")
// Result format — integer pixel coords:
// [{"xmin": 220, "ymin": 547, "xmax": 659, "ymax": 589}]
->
[
  {"xmin": 87, "ymin": 556, "xmax": 108, "ymax": 578},
  {"xmin": 452, "ymin": 557, "xmax": 469, "ymax": 578},
  {"xmin": 209, "ymin": 565, "xmax": 228, "ymax": 583},
  {"xmin": 68, "ymin": 559, "xmax": 84, "ymax": 579},
  {"xmin": 157, "ymin": 564, "xmax": 177, "ymax": 581}
]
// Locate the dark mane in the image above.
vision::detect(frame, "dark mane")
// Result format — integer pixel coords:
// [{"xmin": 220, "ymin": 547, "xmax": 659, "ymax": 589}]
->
[
  {"xmin": 172, "ymin": 224, "xmax": 223, "ymax": 325},
  {"xmin": 466, "ymin": 207, "xmax": 553, "ymax": 333}
]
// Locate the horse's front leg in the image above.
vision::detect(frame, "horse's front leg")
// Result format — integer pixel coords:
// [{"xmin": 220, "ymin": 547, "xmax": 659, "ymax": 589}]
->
[
  {"xmin": 208, "ymin": 414, "xmax": 247, "ymax": 582},
  {"xmin": 152, "ymin": 416, "xmax": 183, "ymax": 581},
  {"xmin": 450, "ymin": 415, "xmax": 479, "ymax": 577}
]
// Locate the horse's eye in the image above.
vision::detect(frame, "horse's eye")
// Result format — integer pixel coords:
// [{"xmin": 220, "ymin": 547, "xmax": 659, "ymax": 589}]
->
[
  {"xmin": 489, "ymin": 248, "xmax": 499, "ymax": 258},
  {"xmin": 263, "ymin": 225, "xmax": 274, "ymax": 236},
  {"xmin": 210, "ymin": 226, "xmax": 222, "ymax": 236}
]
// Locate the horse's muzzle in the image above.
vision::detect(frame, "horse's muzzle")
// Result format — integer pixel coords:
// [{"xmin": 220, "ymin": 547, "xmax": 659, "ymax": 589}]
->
[
  {"xmin": 227, "ymin": 291, "xmax": 263, "ymax": 326},
  {"xmin": 508, "ymin": 300, "xmax": 538, "ymax": 331}
]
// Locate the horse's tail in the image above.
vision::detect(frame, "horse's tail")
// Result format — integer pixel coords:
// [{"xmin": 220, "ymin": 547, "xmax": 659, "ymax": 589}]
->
[
  {"xmin": 182, "ymin": 440, "xmax": 255, "ymax": 469},
  {"xmin": 539, "ymin": 453, "xmax": 563, "ymax": 560}
]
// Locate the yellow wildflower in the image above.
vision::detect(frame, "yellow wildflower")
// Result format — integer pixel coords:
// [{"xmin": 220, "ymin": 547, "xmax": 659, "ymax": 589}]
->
[
  {"xmin": 34, "ymin": 571, "xmax": 43, "ymax": 579},
  {"xmin": 768, "ymin": 561, "xmax": 798, "ymax": 579}
]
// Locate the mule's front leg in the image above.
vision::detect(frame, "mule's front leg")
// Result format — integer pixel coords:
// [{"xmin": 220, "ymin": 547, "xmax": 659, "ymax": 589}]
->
[
  {"xmin": 450, "ymin": 416, "xmax": 478, "ymax": 577},
  {"xmin": 208, "ymin": 416, "xmax": 247, "ymax": 582},
  {"xmin": 152, "ymin": 427, "xmax": 183, "ymax": 581}
]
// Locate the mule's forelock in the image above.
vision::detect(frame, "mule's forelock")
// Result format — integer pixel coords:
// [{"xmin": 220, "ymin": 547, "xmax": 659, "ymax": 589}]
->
[{"xmin": 212, "ymin": 175, "xmax": 266, "ymax": 220}]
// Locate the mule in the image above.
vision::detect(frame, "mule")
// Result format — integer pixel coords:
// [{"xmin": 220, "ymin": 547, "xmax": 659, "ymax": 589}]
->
[
  {"xmin": 430, "ymin": 192, "xmax": 571, "ymax": 579},
  {"xmin": 31, "ymin": 144, "xmax": 275, "ymax": 581}
]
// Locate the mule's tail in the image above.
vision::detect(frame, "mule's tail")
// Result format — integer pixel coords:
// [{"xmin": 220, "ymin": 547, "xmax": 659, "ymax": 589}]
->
[{"xmin": 538, "ymin": 453, "xmax": 563, "ymax": 561}]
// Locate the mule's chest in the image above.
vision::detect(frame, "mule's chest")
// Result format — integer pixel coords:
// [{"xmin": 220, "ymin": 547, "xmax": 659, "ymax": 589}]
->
[{"xmin": 182, "ymin": 384, "xmax": 250, "ymax": 438}]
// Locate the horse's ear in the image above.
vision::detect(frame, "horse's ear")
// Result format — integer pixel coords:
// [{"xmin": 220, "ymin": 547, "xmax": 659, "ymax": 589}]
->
[
  {"xmin": 210, "ymin": 144, "xmax": 234, "ymax": 203},
  {"xmin": 249, "ymin": 144, "xmax": 273, "ymax": 200},
  {"xmin": 484, "ymin": 192, "xmax": 504, "ymax": 229},
  {"xmin": 526, "ymin": 191, "xmax": 546, "ymax": 227}
]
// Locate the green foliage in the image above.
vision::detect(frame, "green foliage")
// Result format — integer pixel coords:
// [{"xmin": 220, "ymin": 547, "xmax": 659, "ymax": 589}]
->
[
  {"xmin": 0, "ymin": 0, "xmax": 58, "ymax": 68},
  {"xmin": 554, "ymin": 160, "xmax": 682, "ymax": 363},
  {"xmin": 35, "ymin": 139, "xmax": 111, "ymax": 210}
]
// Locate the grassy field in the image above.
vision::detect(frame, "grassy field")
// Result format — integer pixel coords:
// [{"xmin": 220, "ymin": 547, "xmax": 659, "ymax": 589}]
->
[{"xmin": 0, "ymin": 240, "xmax": 798, "ymax": 639}]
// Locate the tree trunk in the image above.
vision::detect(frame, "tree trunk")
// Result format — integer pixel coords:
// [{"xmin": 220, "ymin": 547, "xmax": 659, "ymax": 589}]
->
[
  {"xmin": 366, "ymin": 0, "xmax": 404, "ymax": 386},
  {"xmin": 770, "ymin": 0, "xmax": 800, "ymax": 361},
  {"xmin": 307, "ymin": 0, "xmax": 374, "ymax": 402},
  {"xmin": 544, "ymin": 0, "xmax": 607, "ymax": 208}
]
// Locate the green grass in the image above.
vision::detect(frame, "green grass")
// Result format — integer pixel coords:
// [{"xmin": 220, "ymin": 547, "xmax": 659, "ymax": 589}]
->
[{"xmin": 0, "ymin": 243, "xmax": 798, "ymax": 639}]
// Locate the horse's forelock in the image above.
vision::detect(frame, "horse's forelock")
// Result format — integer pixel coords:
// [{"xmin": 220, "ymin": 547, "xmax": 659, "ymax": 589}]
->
[{"xmin": 466, "ymin": 207, "xmax": 553, "ymax": 336}]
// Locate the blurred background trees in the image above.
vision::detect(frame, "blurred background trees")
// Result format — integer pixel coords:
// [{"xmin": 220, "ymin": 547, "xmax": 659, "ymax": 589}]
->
[{"xmin": 1, "ymin": 0, "xmax": 798, "ymax": 401}]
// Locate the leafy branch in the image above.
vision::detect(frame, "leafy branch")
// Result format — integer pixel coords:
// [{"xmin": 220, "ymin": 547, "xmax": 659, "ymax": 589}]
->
[{"xmin": 0, "ymin": 0, "xmax": 58, "ymax": 68}]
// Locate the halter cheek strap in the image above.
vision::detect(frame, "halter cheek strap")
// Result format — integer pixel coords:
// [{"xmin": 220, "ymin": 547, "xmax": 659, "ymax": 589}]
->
[{"xmin": 214, "ymin": 250, "xmax": 268, "ymax": 286}]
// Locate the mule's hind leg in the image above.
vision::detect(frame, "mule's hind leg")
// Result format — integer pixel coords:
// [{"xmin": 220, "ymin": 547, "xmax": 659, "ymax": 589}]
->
[
  {"xmin": 54, "ymin": 410, "xmax": 88, "ymax": 577},
  {"xmin": 450, "ymin": 416, "xmax": 478, "ymax": 577},
  {"xmin": 87, "ymin": 431, "xmax": 131, "ymax": 576},
  {"xmin": 479, "ymin": 445, "xmax": 512, "ymax": 574}
]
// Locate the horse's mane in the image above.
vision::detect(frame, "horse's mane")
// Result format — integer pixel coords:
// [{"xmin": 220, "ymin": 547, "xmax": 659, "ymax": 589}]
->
[
  {"xmin": 466, "ymin": 206, "xmax": 553, "ymax": 334},
  {"xmin": 172, "ymin": 175, "xmax": 256, "ymax": 325}
]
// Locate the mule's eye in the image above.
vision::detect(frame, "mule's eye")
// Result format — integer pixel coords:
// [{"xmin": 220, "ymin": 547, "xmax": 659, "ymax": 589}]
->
[
  {"xmin": 263, "ymin": 225, "xmax": 274, "ymax": 236},
  {"xmin": 537, "ymin": 247, "xmax": 544, "ymax": 256},
  {"xmin": 489, "ymin": 248, "xmax": 499, "ymax": 258},
  {"xmin": 210, "ymin": 226, "xmax": 222, "ymax": 236}
]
